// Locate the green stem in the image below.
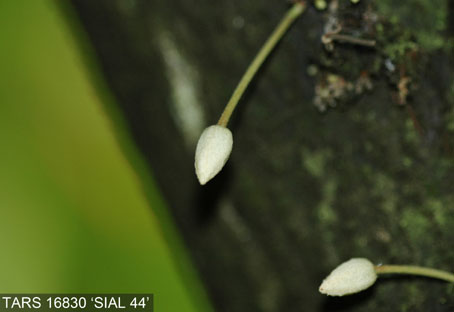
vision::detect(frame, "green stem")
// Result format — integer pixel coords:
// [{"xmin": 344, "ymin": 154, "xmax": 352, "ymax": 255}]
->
[
  {"xmin": 217, "ymin": 2, "xmax": 306, "ymax": 127},
  {"xmin": 375, "ymin": 265, "xmax": 454, "ymax": 283}
]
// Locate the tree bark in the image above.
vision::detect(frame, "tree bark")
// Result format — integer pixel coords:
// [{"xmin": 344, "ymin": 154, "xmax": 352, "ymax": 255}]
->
[{"xmin": 69, "ymin": 0, "xmax": 454, "ymax": 311}]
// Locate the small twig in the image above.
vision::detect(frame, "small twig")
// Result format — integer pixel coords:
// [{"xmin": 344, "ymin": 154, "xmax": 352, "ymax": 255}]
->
[
  {"xmin": 405, "ymin": 104, "xmax": 425, "ymax": 137},
  {"xmin": 322, "ymin": 33, "xmax": 376, "ymax": 47}
]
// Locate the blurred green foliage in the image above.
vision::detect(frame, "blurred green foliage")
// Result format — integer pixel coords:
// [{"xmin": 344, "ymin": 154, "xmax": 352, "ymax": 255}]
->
[{"xmin": 0, "ymin": 1, "xmax": 210, "ymax": 311}]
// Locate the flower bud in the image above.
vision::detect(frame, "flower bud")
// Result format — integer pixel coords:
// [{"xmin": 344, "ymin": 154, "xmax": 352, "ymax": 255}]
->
[
  {"xmin": 195, "ymin": 125, "xmax": 233, "ymax": 185},
  {"xmin": 319, "ymin": 258, "xmax": 377, "ymax": 296}
]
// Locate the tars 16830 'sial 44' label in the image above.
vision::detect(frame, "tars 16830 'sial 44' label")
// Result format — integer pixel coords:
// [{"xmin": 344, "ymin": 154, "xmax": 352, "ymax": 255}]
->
[{"xmin": 0, "ymin": 294, "xmax": 153, "ymax": 312}]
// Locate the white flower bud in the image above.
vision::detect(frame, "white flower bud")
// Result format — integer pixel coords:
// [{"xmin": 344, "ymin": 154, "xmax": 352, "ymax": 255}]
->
[
  {"xmin": 195, "ymin": 125, "xmax": 233, "ymax": 185},
  {"xmin": 319, "ymin": 258, "xmax": 377, "ymax": 296}
]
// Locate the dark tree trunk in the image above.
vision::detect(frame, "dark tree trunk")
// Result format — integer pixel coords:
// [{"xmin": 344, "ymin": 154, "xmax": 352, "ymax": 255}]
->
[{"xmin": 69, "ymin": 0, "xmax": 454, "ymax": 311}]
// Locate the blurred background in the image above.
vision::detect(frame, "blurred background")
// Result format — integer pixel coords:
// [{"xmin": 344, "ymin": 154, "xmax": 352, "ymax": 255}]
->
[{"xmin": 0, "ymin": 1, "xmax": 211, "ymax": 311}]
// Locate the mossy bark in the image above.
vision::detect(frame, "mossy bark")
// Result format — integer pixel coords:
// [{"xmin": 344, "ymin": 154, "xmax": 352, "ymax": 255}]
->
[{"xmin": 70, "ymin": 0, "xmax": 454, "ymax": 311}]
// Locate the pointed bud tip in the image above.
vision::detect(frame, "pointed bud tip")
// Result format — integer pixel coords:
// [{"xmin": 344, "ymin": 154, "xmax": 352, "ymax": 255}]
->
[
  {"xmin": 319, "ymin": 258, "xmax": 377, "ymax": 296},
  {"xmin": 195, "ymin": 125, "xmax": 233, "ymax": 185}
]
